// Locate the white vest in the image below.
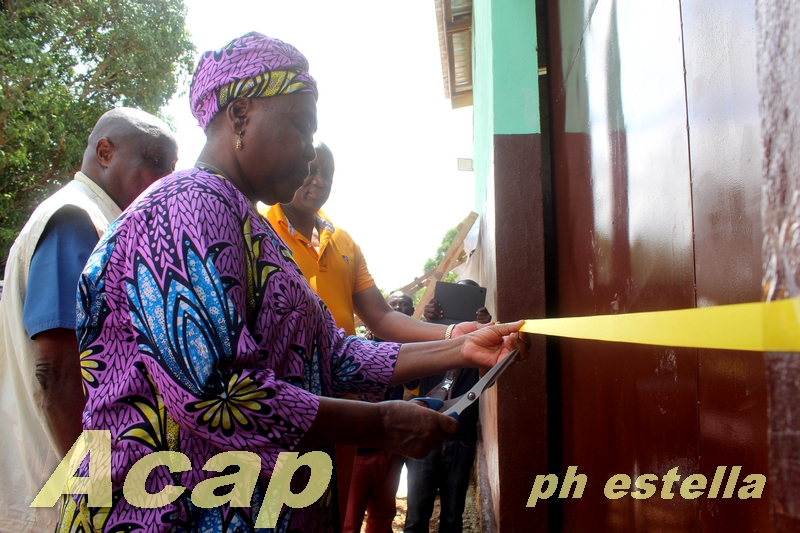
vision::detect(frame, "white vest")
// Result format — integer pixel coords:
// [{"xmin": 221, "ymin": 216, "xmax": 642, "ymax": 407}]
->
[{"xmin": 0, "ymin": 173, "xmax": 120, "ymax": 532}]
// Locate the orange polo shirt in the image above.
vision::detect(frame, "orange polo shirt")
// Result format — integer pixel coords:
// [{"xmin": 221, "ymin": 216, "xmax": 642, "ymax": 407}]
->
[{"xmin": 262, "ymin": 204, "xmax": 375, "ymax": 335}]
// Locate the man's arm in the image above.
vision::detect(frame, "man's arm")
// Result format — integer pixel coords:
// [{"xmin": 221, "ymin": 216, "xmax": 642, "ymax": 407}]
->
[
  {"xmin": 34, "ymin": 329, "xmax": 85, "ymax": 456},
  {"xmin": 353, "ymin": 286, "xmax": 448, "ymax": 342},
  {"xmin": 23, "ymin": 207, "xmax": 99, "ymax": 456}
]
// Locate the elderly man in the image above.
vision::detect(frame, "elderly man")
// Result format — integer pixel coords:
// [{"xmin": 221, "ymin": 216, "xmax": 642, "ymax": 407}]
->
[
  {"xmin": 0, "ymin": 108, "xmax": 178, "ymax": 531},
  {"xmin": 261, "ymin": 142, "xmax": 473, "ymax": 526}
]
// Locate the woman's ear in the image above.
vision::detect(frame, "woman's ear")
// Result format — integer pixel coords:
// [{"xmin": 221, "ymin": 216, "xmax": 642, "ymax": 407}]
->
[{"xmin": 226, "ymin": 97, "xmax": 251, "ymax": 134}]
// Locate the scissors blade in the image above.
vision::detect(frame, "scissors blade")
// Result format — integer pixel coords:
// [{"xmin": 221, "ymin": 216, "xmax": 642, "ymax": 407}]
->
[{"xmin": 441, "ymin": 349, "xmax": 520, "ymax": 417}]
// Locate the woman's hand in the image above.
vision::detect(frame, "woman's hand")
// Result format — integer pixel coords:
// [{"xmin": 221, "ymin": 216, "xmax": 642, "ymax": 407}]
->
[
  {"xmin": 376, "ymin": 400, "xmax": 457, "ymax": 458},
  {"xmin": 390, "ymin": 321, "xmax": 530, "ymax": 386},
  {"xmin": 452, "ymin": 320, "xmax": 491, "ymax": 338},
  {"xmin": 461, "ymin": 321, "xmax": 530, "ymax": 370},
  {"xmin": 449, "ymin": 307, "xmax": 494, "ymax": 338}
]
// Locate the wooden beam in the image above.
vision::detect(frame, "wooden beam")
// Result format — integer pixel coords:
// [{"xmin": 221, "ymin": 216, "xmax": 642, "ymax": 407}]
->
[
  {"xmin": 412, "ymin": 212, "xmax": 478, "ymax": 320},
  {"xmin": 353, "ymin": 252, "xmax": 468, "ymax": 330},
  {"xmin": 353, "ymin": 212, "xmax": 478, "ymax": 329},
  {"xmin": 397, "ymin": 252, "xmax": 467, "ymax": 295}
]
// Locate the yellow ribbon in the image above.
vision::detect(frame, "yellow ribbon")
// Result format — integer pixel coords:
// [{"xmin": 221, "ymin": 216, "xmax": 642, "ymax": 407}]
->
[{"xmin": 520, "ymin": 298, "xmax": 800, "ymax": 352}]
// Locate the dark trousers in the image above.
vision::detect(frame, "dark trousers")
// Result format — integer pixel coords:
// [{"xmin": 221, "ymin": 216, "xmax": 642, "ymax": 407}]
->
[{"xmin": 404, "ymin": 439, "xmax": 476, "ymax": 533}]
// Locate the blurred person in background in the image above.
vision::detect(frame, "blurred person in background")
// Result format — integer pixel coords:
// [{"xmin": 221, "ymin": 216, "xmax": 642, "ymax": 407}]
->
[
  {"xmin": 343, "ymin": 292, "xmax": 416, "ymax": 533},
  {"xmin": 405, "ymin": 280, "xmax": 493, "ymax": 533}
]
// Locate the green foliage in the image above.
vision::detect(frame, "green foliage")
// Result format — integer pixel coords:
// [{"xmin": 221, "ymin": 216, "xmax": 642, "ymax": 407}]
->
[
  {"xmin": 423, "ymin": 227, "xmax": 458, "ymax": 273},
  {"xmin": 407, "ymin": 226, "xmax": 460, "ymax": 306},
  {"xmin": 411, "ymin": 287, "xmax": 425, "ymax": 307},
  {"xmin": 382, "ymin": 226, "xmax": 463, "ymax": 308},
  {"xmin": 0, "ymin": 0, "xmax": 195, "ymax": 270}
]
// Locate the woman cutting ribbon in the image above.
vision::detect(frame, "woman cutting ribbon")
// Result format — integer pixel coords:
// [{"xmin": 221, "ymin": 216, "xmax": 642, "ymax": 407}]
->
[{"xmin": 56, "ymin": 32, "xmax": 527, "ymax": 532}]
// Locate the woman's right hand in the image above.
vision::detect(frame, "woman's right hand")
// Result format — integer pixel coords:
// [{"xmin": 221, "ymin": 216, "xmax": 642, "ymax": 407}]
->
[{"xmin": 376, "ymin": 400, "xmax": 457, "ymax": 458}]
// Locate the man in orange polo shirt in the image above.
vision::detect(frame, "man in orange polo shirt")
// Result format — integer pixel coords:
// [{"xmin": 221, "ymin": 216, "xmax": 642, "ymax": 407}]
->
[
  {"xmin": 261, "ymin": 142, "xmax": 467, "ymax": 529},
  {"xmin": 261, "ymin": 142, "xmax": 453, "ymax": 341}
]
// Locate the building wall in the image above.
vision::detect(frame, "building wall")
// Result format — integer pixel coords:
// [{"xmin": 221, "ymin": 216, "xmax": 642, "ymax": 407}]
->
[
  {"xmin": 472, "ymin": 0, "xmax": 548, "ymax": 531},
  {"xmin": 545, "ymin": 0, "xmax": 767, "ymax": 531},
  {"xmin": 469, "ymin": 0, "xmax": 779, "ymax": 530}
]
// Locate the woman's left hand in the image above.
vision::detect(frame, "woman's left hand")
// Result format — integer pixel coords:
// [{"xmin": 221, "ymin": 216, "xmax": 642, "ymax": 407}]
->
[
  {"xmin": 451, "ymin": 320, "xmax": 491, "ymax": 338},
  {"xmin": 460, "ymin": 320, "xmax": 530, "ymax": 369}
]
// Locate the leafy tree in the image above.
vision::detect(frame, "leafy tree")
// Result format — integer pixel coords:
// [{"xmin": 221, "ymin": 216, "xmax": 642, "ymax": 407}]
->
[
  {"xmin": 402, "ymin": 226, "xmax": 460, "ymax": 306},
  {"xmin": 381, "ymin": 226, "xmax": 464, "ymax": 308},
  {"xmin": 0, "ymin": 0, "xmax": 195, "ymax": 271},
  {"xmin": 422, "ymin": 226, "xmax": 459, "ymax": 284},
  {"xmin": 411, "ymin": 287, "xmax": 425, "ymax": 307},
  {"xmin": 423, "ymin": 227, "xmax": 458, "ymax": 273}
]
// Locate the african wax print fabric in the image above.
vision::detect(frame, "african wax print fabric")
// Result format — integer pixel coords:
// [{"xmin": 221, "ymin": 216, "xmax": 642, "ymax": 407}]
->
[
  {"xmin": 190, "ymin": 32, "xmax": 318, "ymax": 130},
  {"xmin": 263, "ymin": 205, "xmax": 376, "ymax": 336},
  {"xmin": 55, "ymin": 169, "xmax": 399, "ymax": 532}
]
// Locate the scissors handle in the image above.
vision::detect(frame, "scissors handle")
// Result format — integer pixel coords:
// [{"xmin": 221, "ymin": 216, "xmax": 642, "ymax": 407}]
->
[
  {"xmin": 413, "ymin": 397, "xmax": 443, "ymax": 410},
  {"xmin": 412, "ymin": 397, "xmax": 460, "ymax": 421}
]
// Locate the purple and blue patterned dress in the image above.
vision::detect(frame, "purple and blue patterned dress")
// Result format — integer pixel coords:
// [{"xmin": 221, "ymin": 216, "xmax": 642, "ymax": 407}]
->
[{"xmin": 56, "ymin": 169, "xmax": 399, "ymax": 532}]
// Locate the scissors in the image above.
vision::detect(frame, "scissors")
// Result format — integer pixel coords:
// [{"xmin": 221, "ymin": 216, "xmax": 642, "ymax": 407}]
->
[{"xmin": 413, "ymin": 349, "xmax": 520, "ymax": 421}]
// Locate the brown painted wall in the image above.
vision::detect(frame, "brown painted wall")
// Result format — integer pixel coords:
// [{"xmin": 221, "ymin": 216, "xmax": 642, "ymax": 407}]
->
[
  {"xmin": 479, "ymin": 133, "xmax": 548, "ymax": 532},
  {"xmin": 682, "ymin": 1, "xmax": 770, "ymax": 530},
  {"xmin": 494, "ymin": 134, "xmax": 548, "ymax": 532},
  {"xmin": 542, "ymin": 0, "xmax": 769, "ymax": 530}
]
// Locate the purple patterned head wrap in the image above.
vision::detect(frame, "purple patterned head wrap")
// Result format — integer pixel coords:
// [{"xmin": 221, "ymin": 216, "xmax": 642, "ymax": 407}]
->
[{"xmin": 190, "ymin": 32, "xmax": 318, "ymax": 130}]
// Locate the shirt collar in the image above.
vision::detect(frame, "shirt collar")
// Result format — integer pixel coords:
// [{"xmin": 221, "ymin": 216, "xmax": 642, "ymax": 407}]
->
[
  {"xmin": 74, "ymin": 171, "xmax": 123, "ymax": 218},
  {"xmin": 315, "ymin": 211, "xmax": 336, "ymax": 234},
  {"xmin": 283, "ymin": 209, "xmax": 335, "ymax": 237}
]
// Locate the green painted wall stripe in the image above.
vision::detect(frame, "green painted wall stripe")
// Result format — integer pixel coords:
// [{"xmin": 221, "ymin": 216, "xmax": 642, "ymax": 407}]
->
[
  {"xmin": 491, "ymin": 0, "xmax": 540, "ymax": 135},
  {"xmin": 473, "ymin": 0, "xmax": 541, "ymax": 211},
  {"xmin": 473, "ymin": 0, "xmax": 494, "ymax": 213}
]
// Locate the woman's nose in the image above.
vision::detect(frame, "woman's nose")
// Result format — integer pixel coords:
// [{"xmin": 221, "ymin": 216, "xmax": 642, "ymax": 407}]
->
[{"xmin": 304, "ymin": 143, "xmax": 316, "ymax": 162}]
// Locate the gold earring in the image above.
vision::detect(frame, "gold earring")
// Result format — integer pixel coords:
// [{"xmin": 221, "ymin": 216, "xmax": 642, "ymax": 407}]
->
[{"xmin": 236, "ymin": 131, "xmax": 244, "ymax": 150}]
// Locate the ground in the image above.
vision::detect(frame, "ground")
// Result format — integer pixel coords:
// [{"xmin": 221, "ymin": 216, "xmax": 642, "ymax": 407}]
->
[
  {"xmin": 389, "ymin": 481, "xmax": 481, "ymax": 533},
  {"xmin": 357, "ymin": 468, "xmax": 481, "ymax": 533}
]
